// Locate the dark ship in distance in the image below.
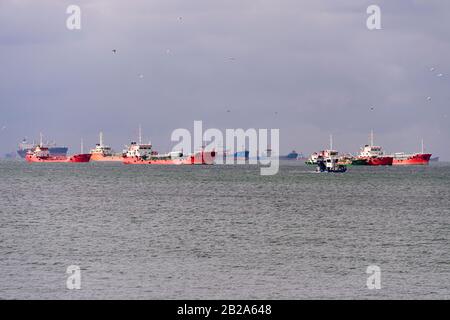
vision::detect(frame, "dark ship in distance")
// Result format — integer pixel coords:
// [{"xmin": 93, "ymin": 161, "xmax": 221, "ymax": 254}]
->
[{"xmin": 17, "ymin": 138, "xmax": 68, "ymax": 158}]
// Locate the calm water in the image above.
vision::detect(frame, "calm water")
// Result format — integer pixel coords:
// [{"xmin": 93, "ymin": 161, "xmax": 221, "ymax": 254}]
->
[{"xmin": 0, "ymin": 160, "xmax": 449, "ymax": 299}]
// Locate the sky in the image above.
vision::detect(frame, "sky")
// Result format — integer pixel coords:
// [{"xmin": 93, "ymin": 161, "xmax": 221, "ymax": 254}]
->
[{"xmin": 0, "ymin": 0, "xmax": 449, "ymax": 158}]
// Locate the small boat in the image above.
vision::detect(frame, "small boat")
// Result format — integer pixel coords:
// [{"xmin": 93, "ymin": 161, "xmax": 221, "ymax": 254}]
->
[{"xmin": 316, "ymin": 156, "xmax": 347, "ymax": 173}]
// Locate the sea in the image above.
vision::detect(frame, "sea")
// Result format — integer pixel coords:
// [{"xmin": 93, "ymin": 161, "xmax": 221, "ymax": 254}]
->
[{"xmin": 0, "ymin": 160, "xmax": 449, "ymax": 299}]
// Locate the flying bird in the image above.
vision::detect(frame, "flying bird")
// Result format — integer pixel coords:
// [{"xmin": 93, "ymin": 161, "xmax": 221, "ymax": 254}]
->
[
  {"xmin": 370, "ymin": 106, "xmax": 375, "ymax": 111},
  {"xmin": 437, "ymin": 73, "xmax": 443, "ymax": 77},
  {"xmin": 427, "ymin": 96, "xmax": 432, "ymax": 101},
  {"xmin": 112, "ymin": 49, "xmax": 117, "ymax": 54},
  {"xmin": 430, "ymin": 67, "xmax": 435, "ymax": 72}
]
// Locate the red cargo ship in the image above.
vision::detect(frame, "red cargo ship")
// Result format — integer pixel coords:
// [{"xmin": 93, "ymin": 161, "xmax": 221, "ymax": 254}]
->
[
  {"xmin": 392, "ymin": 153, "xmax": 432, "ymax": 165},
  {"xmin": 390, "ymin": 140, "xmax": 432, "ymax": 165},
  {"xmin": 356, "ymin": 131, "xmax": 393, "ymax": 166},
  {"xmin": 122, "ymin": 142, "xmax": 215, "ymax": 165},
  {"xmin": 25, "ymin": 146, "xmax": 91, "ymax": 163}
]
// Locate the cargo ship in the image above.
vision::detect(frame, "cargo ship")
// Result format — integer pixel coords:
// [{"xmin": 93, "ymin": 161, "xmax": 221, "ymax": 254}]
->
[
  {"xmin": 234, "ymin": 150, "xmax": 249, "ymax": 160},
  {"xmin": 17, "ymin": 137, "xmax": 68, "ymax": 158},
  {"xmin": 122, "ymin": 142, "xmax": 216, "ymax": 165},
  {"xmin": 391, "ymin": 153, "xmax": 432, "ymax": 165},
  {"xmin": 280, "ymin": 150, "xmax": 304, "ymax": 160},
  {"xmin": 90, "ymin": 132, "xmax": 124, "ymax": 162},
  {"xmin": 25, "ymin": 145, "xmax": 91, "ymax": 163},
  {"xmin": 355, "ymin": 131, "xmax": 393, "ymax": 166},
  {"xmin": 390, "ymin": 140, "xmax": 432, "ymax": 165}
]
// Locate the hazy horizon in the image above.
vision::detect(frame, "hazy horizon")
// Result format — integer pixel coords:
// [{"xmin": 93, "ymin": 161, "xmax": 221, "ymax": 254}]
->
[{"xmin": 1, "ymin": 0, "xmax": 449, "ymax": 159}]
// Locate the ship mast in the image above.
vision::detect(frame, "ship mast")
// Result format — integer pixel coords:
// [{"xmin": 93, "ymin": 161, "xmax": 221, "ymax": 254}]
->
[
  {"xmin": 138, "ymin": 124, "xmax": 142, "ymax": 144},
  {"xmin": 329, "ymin": 134, "xmax": 333, "ymax": 150},
  {"xmin": 100, "ymin": 131, "xmax": 103, "ymax": 146},
  {"xmin": 81, "ymin": 138, "xmax": 84, "ymax": 154},
  {"xmin": 370, "ymin": 130, "xmax": 374, "ymax": 147},
  {"xmin": 421, "ymin": 138, "xmax": 424, "ymax": 154},
  {"xmin": 39, "ymin": 132, "xmax": 43, "ymax": 147}
]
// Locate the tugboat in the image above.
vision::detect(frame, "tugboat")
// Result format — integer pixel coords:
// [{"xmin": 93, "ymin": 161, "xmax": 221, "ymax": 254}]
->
[
  {"xmin": 307, "ymin": 135, "xmax": 340, "ymax": 165},
  {"xmin": 356, "ymin": 131, "xmax": 393, "ymax": 166},
  {"xmin": 316, "ymin": 155, "xmax": 347, "ymax": 173}
]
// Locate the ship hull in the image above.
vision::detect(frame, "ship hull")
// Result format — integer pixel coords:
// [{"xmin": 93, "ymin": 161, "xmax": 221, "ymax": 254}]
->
[
  {"xmin": 357, "ymin": 156, "xmax": 393, "ymax": 166},
  {"xmin": 392, "ymin": 153, "xmax": 432, "ymax": 165},
  {"xmin": 123, "ymin": 151, "xmax": 216, "ymax": 165},
  {"xmin": 26, "ymin": 154, "xmax": 91, "ymax": 163},
  {"xmin": 351, "ymin": 159, "xmax": 368, "ymax": 165},
  {"xmin": 90, "ymin": 153, "xmax": 124, "ymax": 162}
]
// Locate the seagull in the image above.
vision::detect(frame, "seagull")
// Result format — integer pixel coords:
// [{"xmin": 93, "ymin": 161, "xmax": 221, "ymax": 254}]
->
[
  {"xmin": 427, "ymin": 96, "xmax": 432, "ymax": 101},
  {"xmin": 430, "ymin": 67, "xmax": 435, "ymax": 72},
  {"xmin": 112, "ymin": 49, "xmax": 117, "ymax": 54},
  {"xmin": 437, "ymin": 73, "xmax": 443, "ymax": 77},
  {"xmin": 370, "ymin": 106, "xmax": 375, "ymax": 111}
]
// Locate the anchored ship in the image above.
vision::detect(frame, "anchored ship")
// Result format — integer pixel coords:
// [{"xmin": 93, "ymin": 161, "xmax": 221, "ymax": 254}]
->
[
  {"xmin": 355, "ymin": 131, "xmax": 393, "ymax": 166},
  {"xmin": 122, "ymin": 126, "xmax": 215, "ymax": 165},
  {"xmin": 280, "ymin": 150, "xmax": 305, "ymax": 160},
  {"xmin": 90, "ymin": 132, "xmax": 124, "ymax": 162},
  {"xmin": 25, "ymin": 145, "xmax": 91, "ymax": 163},
  {"xmin": 17, "ymin": 137, "xmax": 68, "ymax": 158},
  {"xmin": 122, "ymin": 142, "xmax": 215, "ymax": 165},
  {"xmin": 390, "ymin": 140, "xmax": 432, "ymax": 165}
]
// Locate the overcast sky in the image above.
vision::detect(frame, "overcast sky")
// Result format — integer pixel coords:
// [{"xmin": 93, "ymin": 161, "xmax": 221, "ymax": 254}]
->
[{"xmin": 0, "ymin": 0, "xmax": 449, "ymax": 158}]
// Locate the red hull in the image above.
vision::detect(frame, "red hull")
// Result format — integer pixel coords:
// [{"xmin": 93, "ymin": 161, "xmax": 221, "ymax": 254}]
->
[
  {"xmin": 123, "ymin": 151, "xmax": 216, "ymax": 165},
  {"xmin": 26, "ymin": 153, "xmax": 91, "ymax": 163},
  {"xmin": 359, "ymin": 156, "xmax": 393, "ymax": 166},
  {"xmin": 392, "ymin": 153, "xmax": 432, "ymax": 165}
]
